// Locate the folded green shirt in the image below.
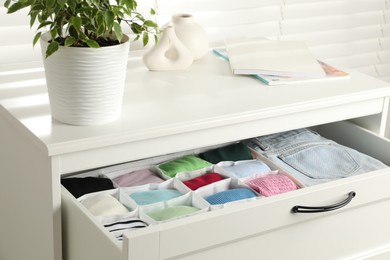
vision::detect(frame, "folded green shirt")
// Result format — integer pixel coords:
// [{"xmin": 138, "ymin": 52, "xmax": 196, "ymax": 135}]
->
[
  {"xmin": 159, "ymin": 155, "xmax": 212, "ymax": 178},
  {"xmin": 148, "ymin": 205, "xmax": 200, "ymax": 221}
]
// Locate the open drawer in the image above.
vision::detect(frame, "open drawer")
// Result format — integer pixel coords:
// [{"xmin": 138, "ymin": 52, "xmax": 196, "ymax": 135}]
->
[{"xmin": 61, "ymin": 121, "xmax": 390, "ymax": 260}]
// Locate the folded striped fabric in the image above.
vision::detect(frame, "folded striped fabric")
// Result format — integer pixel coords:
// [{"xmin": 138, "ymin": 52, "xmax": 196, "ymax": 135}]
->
[{"xmin": 103, "ymin": 217, "xmax": 148, "ymax": 240}]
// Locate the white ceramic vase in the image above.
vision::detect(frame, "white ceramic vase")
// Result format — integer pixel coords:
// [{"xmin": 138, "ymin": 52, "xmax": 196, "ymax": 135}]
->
[
  {"xmin": 40, "ymin": 33, "xmax": 129, "ymax": 126},
  {"xmin": 143, "ymin": 25, "xmax": 193, "ymax": 71},
  {"xmin": 172, "ymin": 13, "xmax": 209, "ymax": 60}
]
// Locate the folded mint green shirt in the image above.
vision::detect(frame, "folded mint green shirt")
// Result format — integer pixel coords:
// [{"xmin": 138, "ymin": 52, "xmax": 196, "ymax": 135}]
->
[{"xmin": 148, "ymin": 205, "xmax": 199, "ymax": 221}]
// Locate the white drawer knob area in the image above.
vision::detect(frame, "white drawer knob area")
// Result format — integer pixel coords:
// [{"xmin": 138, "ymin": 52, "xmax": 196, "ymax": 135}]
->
[{"xmin": 61, "ymin": 120, "xmax": 390, "ymax": 260}]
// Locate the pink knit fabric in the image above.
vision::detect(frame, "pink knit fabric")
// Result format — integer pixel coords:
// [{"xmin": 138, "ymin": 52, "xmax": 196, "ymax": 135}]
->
[{"xmin": 245, "ymin": 174, "xmax": 297, "ymax": 197}]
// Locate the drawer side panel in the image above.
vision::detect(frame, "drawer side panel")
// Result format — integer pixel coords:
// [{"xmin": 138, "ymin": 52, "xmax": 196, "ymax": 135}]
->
[{"xmin": 61, "ymin": 187, "xmax": 122, "ymax": 260}]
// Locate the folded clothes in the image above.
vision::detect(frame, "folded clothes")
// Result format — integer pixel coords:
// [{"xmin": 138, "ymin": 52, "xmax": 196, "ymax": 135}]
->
[
  {"xmin": 183, "ymin": 173, "xmax": 224, "ymax": 190},
  {"xmin": 113, "ymin": 169, "xmax": 164, "ymax": 187},
  {"xmin": 220, "ymin": 160, "xmax": 272, "ymax": 178},
  {"xmin": 148, "ymin": 205, "xmax": 199, "ymax": 221},
  {"xmin": 199, "ymin": 142, "xmax": 253, "ymax": 164},
  {"xmin": 158, "ymin": 155, "xmax": 212, "ymax": 178},
  {"xmin": 61, "ymin": 177, "xmax": 115, "ymax": 198},
  {"xmin": 130, "ymin": 189, "xmax": 183, "ymax": 205},
  {"xmin": 245, "ymin": 174, "xmax": 298, "ymax": 197},
  {"xmin": 81, "ymin": 193, "xmax": 129, "ymax": 217},
  {"xmin": 103, "ymin": 217, "xmax": 147, "ymax": 241},
  {"xmin": 205, "ymin": 188, "xmax": 257, "ymax": 205}
]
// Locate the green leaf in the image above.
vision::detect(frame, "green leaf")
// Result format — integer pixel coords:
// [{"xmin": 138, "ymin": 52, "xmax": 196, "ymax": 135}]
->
[
  {"xmin": 123, "ymin": 0, "xmax": 136, "ymax": 10},
  {"xmin": 57, "ymin": 0, "xmax": 66, "ymax": 8},
  {"xmin": 37, "ymin": 21, "xmax": 52, "ymax": 30},
  {"xmin": 46, "ymin": 41, "xmax": 59, "ymax": 58},
  {"xmin": 150, "ymin": 8, "xmax": 156, "ymax": 15},
  {"xmin": 67, "ymin": 0, "xmax": 76, "ymax": 12},
  {"xmin": 4, "ymin": 0, "xmax": 11, "ymax": 8},
  {"xmin": 50, "ymin": 27, "xmax": 58, "ymax": 39},
  {"xmin": 144, "ymin": 20, "xmax": 157, "ymax": 28},
  {"xmin": 64, "ymin": 37, "xmax": 76, "ymax": 47},
  {"xmin": 85, "ymin": 39, "xmax": 100, "ymax": 48},
  {"xmin": 7, "ymin": 2, "xmax": 25, "ymax": 13},
  {"xmin": 96, "ymin": 25, "xmax": 105, "ymax": 36},
  {"xmin": 30, "ymin": 12, "xmax": 38, "ymax": 27},
  {"xmin": 70, "ymin": 16, "xmax": 82, "ymax": 30},
  {"xmin": 130, "ymin": 23, "xmax": 142, "ymax": 34},
  {"xmin": 46, "ymin": 0, "xmax": 55, "ymax": 8},
  {"xmin": 113, "ymin": 22, "xmax": 123, "ymax": 42},
  {"xmin": 32, "ymin": 32, "xmax": 42, "ymax": 46},
  {"xmin": 104, "ymin": 10, "xmax": 114, "ymax": 31},
  {"xmin": 30, "ymin": 4, "xmax": 45, "ymax": 11},
  {"xmin": 68, "ymin": 25, "xmax": 79, "ymax": 38},
  {"xmin": 142, "ymin": 31, "xmax": 149, "ymax": 46}
]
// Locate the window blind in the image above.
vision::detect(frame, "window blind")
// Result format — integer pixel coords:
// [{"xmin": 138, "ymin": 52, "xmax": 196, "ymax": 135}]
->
[
  {"xmin": 1, "ymin": 0, "xmax": 389, "ymax": 82},
  {"xmin": 0, "ymin": 0, "xmax": 41, "ymax": 64}
]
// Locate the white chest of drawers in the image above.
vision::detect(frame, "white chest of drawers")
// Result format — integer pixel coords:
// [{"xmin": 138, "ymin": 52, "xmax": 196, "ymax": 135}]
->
[{"xmin": 1, "ymin": 51, "xmax": 390, "ymax": 260}]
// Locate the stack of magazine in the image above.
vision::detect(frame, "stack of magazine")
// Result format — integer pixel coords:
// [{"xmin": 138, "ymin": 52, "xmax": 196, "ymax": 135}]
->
[{"xmin": 215, "ymin": 38, "xmax": 350, "ymax": 86}]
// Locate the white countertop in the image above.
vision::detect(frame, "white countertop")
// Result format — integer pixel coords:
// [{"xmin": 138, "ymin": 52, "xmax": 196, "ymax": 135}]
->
[{"xmin": 1, "ymin": 50, "xmax": 390, "ymax": 156}]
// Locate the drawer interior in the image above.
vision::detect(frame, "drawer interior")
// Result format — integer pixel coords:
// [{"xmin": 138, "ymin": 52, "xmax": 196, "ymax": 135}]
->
[{"xmin": 61, "ymin": 120, "xmax": 390, "ymax": 260}]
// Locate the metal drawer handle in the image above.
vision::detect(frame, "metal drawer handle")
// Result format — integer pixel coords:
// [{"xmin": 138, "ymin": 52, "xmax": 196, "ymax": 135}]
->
[{"xmin": 292, "ymin": 191, "xmax": 356, "ymax": 213}]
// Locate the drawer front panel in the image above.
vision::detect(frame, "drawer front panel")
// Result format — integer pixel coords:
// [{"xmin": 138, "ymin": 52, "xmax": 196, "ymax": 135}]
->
[
  {"xmin": 170, "ymin": 197, "xmax": 390, "ymax": 260},
  {"xmin": 127, "ymin": 168, "xmax": 390, "ymax": 259}
]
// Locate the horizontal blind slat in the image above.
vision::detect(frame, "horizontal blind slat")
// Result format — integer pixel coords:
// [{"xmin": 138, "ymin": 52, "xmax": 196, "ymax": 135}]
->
[
  {"xmin": 156, "ymin": 0, "xmax": 280, "ymax": 12},
  {"xmin": 280, "ymin": 25, "xmax": 382, "ymax": 46},
  {"xmin": 0, "ymin": 7, "xmax": 30, "ymax": 26},
  {"xmin": 281, "ymin": 11, "xmax": 385, "ymax": 35},
  {"xmin": 282, "ymin": 0, "xmax": 386, "ymax": 19},
  {"xmin": 0, "ymin": 26, "xmax": 38, "ymax": 46},
  {"xmin": 0, "ymin": 45, "xmax": 42, "ymax": 65},
  {"xmin": 309, "ymin": 39, "xmax": 381, "ymax": 60},
  {"xmin": 157, "ymin": 6, "xmax": 282, "ymax": 28},
  {"xmin": 324, "ymin": 52, "xmax": 380, "ymax": 68}
]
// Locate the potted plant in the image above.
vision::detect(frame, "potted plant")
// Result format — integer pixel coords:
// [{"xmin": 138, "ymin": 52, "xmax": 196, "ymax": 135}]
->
[{"xmin": 5, "ymin": 0, "xmax": 159, "ymax": 125}]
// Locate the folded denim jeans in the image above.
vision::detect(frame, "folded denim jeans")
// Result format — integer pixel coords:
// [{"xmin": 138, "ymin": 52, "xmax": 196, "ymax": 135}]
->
[{"xmin": 247, "ymin": 128, "xmax": 387, "ymax": 186}]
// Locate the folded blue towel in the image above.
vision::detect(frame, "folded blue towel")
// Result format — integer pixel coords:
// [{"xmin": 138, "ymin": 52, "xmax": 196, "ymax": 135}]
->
[
  {"xmin": 130, "ymin": 189, "xmax": 182, "ymax": 205},
  {"xmin": 221, "ymin": 160, "xmax": 271, "ymax": 178},
  {"xmin": 205, "ymin": 188, "xmax": 257, "ymax": 205}
]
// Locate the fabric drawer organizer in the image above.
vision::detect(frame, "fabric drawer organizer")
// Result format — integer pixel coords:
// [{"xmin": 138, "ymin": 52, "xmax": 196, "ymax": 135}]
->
[{"xmin": 61, "ymin": 128, "xmax": 388, "ymax": 241}]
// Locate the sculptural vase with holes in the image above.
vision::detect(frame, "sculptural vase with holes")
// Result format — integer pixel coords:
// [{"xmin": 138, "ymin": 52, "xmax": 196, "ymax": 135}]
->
[
  {"xmin": 172, "ymin": 13, "xmax": 209, "ymax": 60},
  {"xmin": 142, "ymin": 25, "xmax": 194, "ymax": 71}
]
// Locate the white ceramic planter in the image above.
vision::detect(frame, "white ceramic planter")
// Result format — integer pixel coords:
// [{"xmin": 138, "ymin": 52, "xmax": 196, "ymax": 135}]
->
[{"xmin": 40, "ymin": 33, "xmax": 130, "ymax": 126}]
